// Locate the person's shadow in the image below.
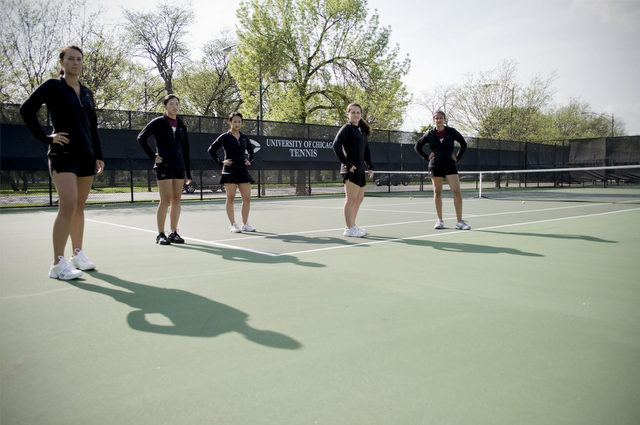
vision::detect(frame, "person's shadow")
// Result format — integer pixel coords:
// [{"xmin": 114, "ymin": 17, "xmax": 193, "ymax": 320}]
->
[
  {"xmin": 364, "ymin": 235, "xmax": 544, "ymax": 257},
  {"xmin": 67, "ymin": 271, "xmax": 302, "ymax": 350},
  {"xmin": 478, "ymin": 230, "xmax": 617, "ymax": 244},
  {"xmin": 171, "ymin": 242, "xmax": 326, "ymax": 267}
]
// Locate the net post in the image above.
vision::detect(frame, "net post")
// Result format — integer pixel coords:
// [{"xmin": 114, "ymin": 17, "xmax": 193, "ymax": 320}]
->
[{"xmin": 479, "ymin": 173, "xmax": 483, "ymax": 198}]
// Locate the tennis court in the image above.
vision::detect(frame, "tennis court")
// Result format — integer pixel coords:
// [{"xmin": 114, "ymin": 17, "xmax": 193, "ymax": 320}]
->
[{"xmin": 2, "ymin": 188, "xmax": 640, "ymax": 424}]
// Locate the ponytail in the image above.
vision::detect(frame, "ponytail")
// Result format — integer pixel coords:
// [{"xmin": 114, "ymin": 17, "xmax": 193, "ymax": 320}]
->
[{"xmin": 358, "ymin": 118, "xmax": 372, "ymax": 137}]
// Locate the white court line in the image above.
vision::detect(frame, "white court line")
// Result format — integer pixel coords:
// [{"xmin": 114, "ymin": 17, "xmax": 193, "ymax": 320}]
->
[
  {"xmin": 214, "ymin": 201, "xmax": 615, "ymax": 243},
  {"xmin": 1, "ymin": 287, "xmax": 75, "ymax": 300},
  {"xmin": 278, "ymin": 207, "xmax": 640, "ymax": 256},
  {"xmin": 40, "ymin": 204, "xmax": 640, "ymax": 258},
  {"xmin": 39, "ymin": 212, "xmax": 278, "ymax": 257}
]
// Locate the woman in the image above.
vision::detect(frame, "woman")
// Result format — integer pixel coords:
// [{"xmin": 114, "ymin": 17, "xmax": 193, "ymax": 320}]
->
[
  {"xmin": 332, "ymin": 103, "xmax": 374, "ymax": 237},
  {"xmin": 138, "ymin": 94, "xmax": 192, "ymax": 245},
  {"xmin": 208, "ymin": 112, "xmax": 256, "ymax": 233},
  {"xmin": 414, "ymin": 110, "xmax": 470, "ymax": 230},
  {"xmin": 20, "ymin": 45, "xmax": 104, "ymax": 280}
]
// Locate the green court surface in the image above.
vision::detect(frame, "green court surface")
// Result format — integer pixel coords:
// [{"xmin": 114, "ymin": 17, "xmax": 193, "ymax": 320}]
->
[{"xmin": 1, "ymin": 193, "xmax": 640, "ymax": 425}]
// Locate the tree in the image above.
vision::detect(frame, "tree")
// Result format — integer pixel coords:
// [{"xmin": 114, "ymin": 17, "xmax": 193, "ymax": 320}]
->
[
  {"xmin": 123, "ymin": 1, "xmax": 195, "ymax": 96},
  {"xmin": 0, "ymin": 0, "xmax": 65, "ymax": 100},
  {"xmin": 174, "ymin": 30, "xmax": 242, "ymax": 116},
  {"xmin": 551, "ymin": 99, "xmax": 625, "ymax": 139},
  {"xmin": 232, "ymin": 0, "xmax": 410, "ymax": 129},
  {"xmin": 451, "ymin": 59, "xmax": 557, "ymax": 141},
  {"xmin": 416, "ymin": 83, "xmax": 455, "ymax": 123}
]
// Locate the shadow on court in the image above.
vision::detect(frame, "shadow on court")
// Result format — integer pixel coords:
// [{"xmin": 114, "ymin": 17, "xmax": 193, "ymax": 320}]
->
[
  {"xmin": 172, "ymin": 242, "xmax": 326, "ymax": 267},
  {"xmin": 264, "ymin": 233, "xmax": 357, "ymax": 246},
  {"xmin": 367, "ymin": 236, "xmax": 544, "ymax": 257},
  {"xmin": 478, "ymin": 230, "xmax": 618, "ymax": 244},
  {"xmin": 66, "ymin": 272, "xmax": 302, "ymax": 350}
]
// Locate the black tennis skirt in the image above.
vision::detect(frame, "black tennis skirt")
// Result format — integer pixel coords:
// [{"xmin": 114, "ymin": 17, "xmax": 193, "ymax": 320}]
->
[
  {"xmin": 219, "ymin": 172, "xmax": 255, "ymax": 185},
  {"xmin": 429, "ymin": 163, "xmax": 458, "ymax": 178}
]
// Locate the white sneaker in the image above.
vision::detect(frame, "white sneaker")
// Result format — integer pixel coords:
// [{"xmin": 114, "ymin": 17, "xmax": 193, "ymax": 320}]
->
[
  {"xmin": 241, "ymin": 222, "xmax": 256, "ymax": 232},
  {"xmin": 343, "ymin": 226, "xmax": 365, "ymax": 238},
  {"xmin": 455, "ymin": 220, "xmax": 471, "ymax": 230},
  {"xmin": 434, "ymin": 219, "xmax": 445, "ymax": 229},
  {"xmin": 355, "ymin": 224, "xmax": 367, "ymax": 235},
  {"xmin": 230, "ymin": 223, "xmax": 242, "ymax": 233},
  {"xmin": 70, "ymin": 248, "xmax": 96, "ymax": 270},
  {"xmin": 49, "ymin": 256, "xmax": 83, "ymax": 280}
]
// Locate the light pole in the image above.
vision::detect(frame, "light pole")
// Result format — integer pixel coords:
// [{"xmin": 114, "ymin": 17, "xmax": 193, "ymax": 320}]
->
[
  {"xmin": 483, "ymin": 83, "xmax": 515, "ymax": 140},
  {"xmin": 221, "ymin": 45, "xmax": 263, "ymax": 122},
  {"xmin": 582, "ymin": 111, "xmax": 614, "ymax": 137}
]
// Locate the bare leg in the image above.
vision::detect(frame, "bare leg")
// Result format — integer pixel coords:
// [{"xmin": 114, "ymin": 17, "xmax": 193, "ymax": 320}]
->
[
  {"xmin": 431, "ymin": 177, "xmax": 444, "ymax": 220},
  {"xmin": 238, "ymin": 183, "xmax": 252, "ymax": 224},
  {"xmin": 51, "ymin": 172, "xmax": 78, "ymax": 264},
  {"xmin": 343, "ymin": 180, "xmax": 361, "ymax": 228},
  {"xmin": 447, "ymin": 174, "xmax": 463, "ymax": 222},
  {"xmin": 69, "ymin": 175, "xmax": 94, "ymax": 252},
  {"xmin": 224, "ymin": 183, "xmax": 238, "ymax": 224},
  {"xmin": 353, "ymin": 185, "xmax": 366, "ymax": 223},
  {"xmin": 157, "ymin": 179, "xmax": 174, "ymax": 233},
  {"xmin": 169, "ymin": 178, "xmax": 184, "ymax": 231}
]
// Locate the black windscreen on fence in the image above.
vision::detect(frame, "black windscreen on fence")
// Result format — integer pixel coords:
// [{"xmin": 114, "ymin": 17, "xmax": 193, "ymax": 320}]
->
[{"xmin": 1, "ymin": 103, "xmax": 638, "ymax": 206}]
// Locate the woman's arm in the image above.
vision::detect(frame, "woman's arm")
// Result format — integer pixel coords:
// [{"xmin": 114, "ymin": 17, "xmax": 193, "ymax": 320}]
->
[
  {"xmin": 207, "ymin": 135, "xmax": 225, "ymax": 167},
  {"xmin": 19, "ymin": 80, "xmax": 54, "ymax": 145},
  {"xmin": 180, "ymin": 124, "xmax": 192, "ymax": 180},
  {"xmin": 332, "ymin": 126, "xmax": 353, "ymax": 170},
  {"xmin": 137, "ymin": 119, "xmax": 159, "ymax": 160},
  {"xmin": 414, "ymin": 132, "xmax": 431, "ymax": 161}
]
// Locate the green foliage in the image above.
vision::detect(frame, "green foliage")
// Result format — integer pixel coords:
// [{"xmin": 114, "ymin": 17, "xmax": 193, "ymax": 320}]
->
[
  {"xmin": 444, "ymin": 59, "xmax": 625, "ymax": 142},
  {"xmin": 415, "ymin": 124, "xmax": 433, "ymax": 134},
  {"xmin": 232, "ymin": 0, "xmax": 410, "ymax": 129},
  {"xmin": 0, "ymin": 0, "xmax": 65, "ymax": 99}
]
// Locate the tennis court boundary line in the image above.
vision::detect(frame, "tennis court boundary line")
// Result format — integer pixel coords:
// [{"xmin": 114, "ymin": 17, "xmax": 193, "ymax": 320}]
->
[
  {"xmin": 40, "ymin": 205, "xmax": 640, "ymax": 258},
  {"xmin": 211, "ymin": 201, "xmax": 619, "ymax": 243},
  {"xmin": 276, "ymin": 207, "xmax": 640, "ymax": 256},
  {"xmin": 38, "ymin": 212, "xmax": 279, "ymax": 257}
]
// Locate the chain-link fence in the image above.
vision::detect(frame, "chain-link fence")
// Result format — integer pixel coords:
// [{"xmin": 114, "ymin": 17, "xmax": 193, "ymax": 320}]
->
[{"xmin": 2, "ymin": 103, "xmax": 638, "ymax": 207}]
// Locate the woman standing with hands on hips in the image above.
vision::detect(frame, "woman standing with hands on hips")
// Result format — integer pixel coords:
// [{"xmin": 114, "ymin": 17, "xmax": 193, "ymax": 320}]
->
[
  {"xmin": 208, "ymin": 112, "xmax": 256, "ymax": 233},
  {"xmin": 20, "ymin": 45, "xmax": 104, "ymax": 280},
  {"xmin": 138, "ymin": 94, "xmax": 192, "ymax": 245},
  {"xmin": 332, "ymin": 103, "xmax": 374, "ymax": 238},
  {"xmin": 414, "ymin": 110, "xmax": 470, "ymax": 230}
]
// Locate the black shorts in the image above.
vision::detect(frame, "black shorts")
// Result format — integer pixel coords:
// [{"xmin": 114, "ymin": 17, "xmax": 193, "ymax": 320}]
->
[
  {"xmin": 155, "ymin": 167, "xmax": 185, "ymax": 181},
  {"xmin": 49, "ymin": 155, "xmax": 96, "ymax": 177},
  {"xmin": 342, "ymin": 172, "xmax": 367, "ymax": 188},
  {"xmin": 429, "ymin": 163, "xmax": 458, "ymax": 178},
  {"xmin": 220, "ymin": 172, "xmax": 255, "ymax": 185}
]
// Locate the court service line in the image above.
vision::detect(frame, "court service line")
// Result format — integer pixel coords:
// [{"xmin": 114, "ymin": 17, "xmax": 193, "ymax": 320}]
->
[
  {"xmin": 39, "ymin": 204, "xmax": 639, "ymax": 258},
  {"xmin": 38, "ymin": 212, "xmax": 279, "ymax": 257},
  {"xmin": 277, "ymin": 207, "xmax": 640, "ymax": 257},
  {"xmin": 212, "ymin": 201, "xmax": 617, "ymax": 243},
  {"xmin": 1, "ymin": 287, "xmax": 75, "ymax": 300}
]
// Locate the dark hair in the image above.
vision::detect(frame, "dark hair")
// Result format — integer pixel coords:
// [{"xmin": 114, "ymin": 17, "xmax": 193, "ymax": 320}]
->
[
  {"xmin": 227, "ymin": 112, "xmax": 243, "ymax": 127},
  {"xmin": 58, "ymin": 45, "xmax": 83, "ymax": 77},
  {"xmin": 162, "ymin": 94, "xmax": 180, "ymax": 106},
  {"xmin": 346, "ymin": 103, "xmax": 372, "ymax": 137},
  {"xmin": 433, "ymin": 109, "xmax": 447, "ymax": 120}
]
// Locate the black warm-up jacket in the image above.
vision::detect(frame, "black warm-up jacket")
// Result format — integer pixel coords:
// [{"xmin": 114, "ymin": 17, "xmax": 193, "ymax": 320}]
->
[
  {"xmin": 332, "ymin": 123, "xmax": 374, "ymax": 174},
  {"xmin": 137, "ymin": 115, "xmax": 192, "ymax": 180},
  {"xmin": 414, "ymin": 126, "xmax": 467, "ymax": 167},
  {"xmin": 19, "ymin": 77, "xmax": 103, "ymax": 160}
]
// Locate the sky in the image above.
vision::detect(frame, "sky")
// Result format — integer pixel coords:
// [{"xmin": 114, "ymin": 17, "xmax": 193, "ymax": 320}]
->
[{"xmin": 92, "ymin": 0, "xmax": 640, "ymax": 135}]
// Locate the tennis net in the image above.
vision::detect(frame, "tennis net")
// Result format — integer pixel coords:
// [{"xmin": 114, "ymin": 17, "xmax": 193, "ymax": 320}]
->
[{"xmin": 372, "ymin": 165, "xmax": 640, "ymax": 203}]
